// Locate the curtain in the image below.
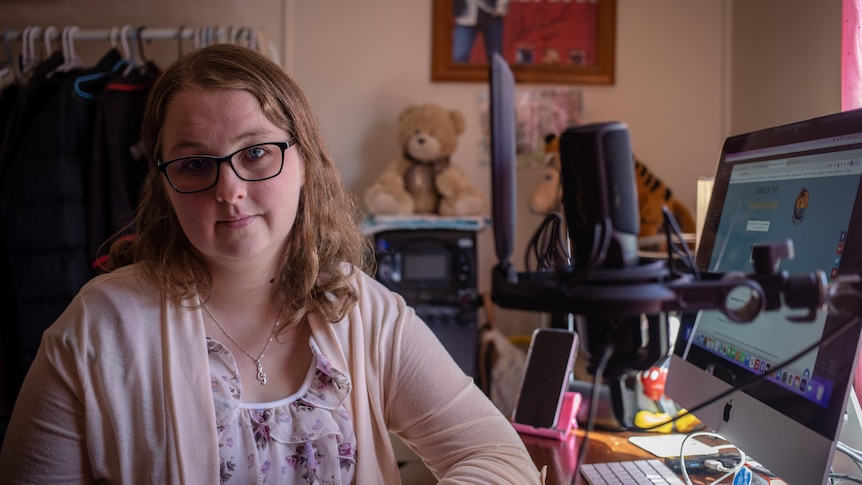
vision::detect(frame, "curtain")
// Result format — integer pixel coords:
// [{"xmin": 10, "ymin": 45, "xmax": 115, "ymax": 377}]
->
[
  {"xmin": 847, "ymin": 0, "xmax": 862, "ymax": 405},
  {"xmin": 843, "ymin": 0, "xmax": 862, "ymax": 110}
]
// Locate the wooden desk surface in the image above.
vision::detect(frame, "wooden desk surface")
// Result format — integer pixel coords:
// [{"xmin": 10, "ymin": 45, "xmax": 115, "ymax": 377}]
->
[{"xmin": 521, "ymin": 428, "xmax": 733, "ymax": 485}]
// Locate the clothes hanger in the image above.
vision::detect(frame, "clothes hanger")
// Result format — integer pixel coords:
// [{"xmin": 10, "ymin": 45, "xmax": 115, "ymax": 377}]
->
[
  {"xmin": 0, "ymin": 29, "xmax": 11, "ymax": 72},
  {"xmin": 120, "ymin": 24, "xmax": 141, "ymax": 76},
  {"xmin": 134, "ymin": 26, "xmax": 151, "ymax": 65},
  {"xmin": 73, "ymin": 26, "xmax": 129, "ymax": 99},
  {"xmin": 1, "ymin": 28, "xmax": 21, "ymax": 86},
  {"xmin": 19, "ymin": 26, "xmax": 38, "ymax": 76},
  {"xmin": 109, "ymin": 26, "xmax": 120, "ymax": 51},
  {"xmin": 206, "ymin": 26, "xmax": 215, "ymax": 47},
  {"xmin": 119, "ymin": 24, "xmax": 133, "ymax": 62},
  {"xmin": 43, "ymin": 26, "xmax": 58, "ymax": 58},
  {"xmin": 194, "ymin": 26, "xmax": 207, "ymax": 50},
  {"xmin": 53, "ymin": 25, "xmax": 85, "ymax": 74},
  {"xmin": 176, "ymin": 25, "xmax": 186, "ymax": 58},
  {"xmin": 232, "ymin": 27, "xmax": 244, "ymax": 47},
  {"xmin": 247, "ymin": 28, "xmax": 258, "ymax": 51}
]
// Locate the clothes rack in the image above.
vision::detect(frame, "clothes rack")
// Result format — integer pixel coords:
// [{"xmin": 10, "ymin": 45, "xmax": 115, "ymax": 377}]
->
[{"xmin": 2, "ymin": 26, "xmax": 255, "ymax": 43}]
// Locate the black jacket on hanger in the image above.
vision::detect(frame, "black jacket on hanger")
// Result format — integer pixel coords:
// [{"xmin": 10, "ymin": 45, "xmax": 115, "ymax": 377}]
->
[
  {"xmin": 0, "ymin": 50, "xmax": 69, "ymax": 407},
  {"xmin": 88, "ymin": 62, "xmax": 159, "ymax": 263},
  {"xmin": 0, "ymin": 49, "xmax": 123, "ymax": 399}
]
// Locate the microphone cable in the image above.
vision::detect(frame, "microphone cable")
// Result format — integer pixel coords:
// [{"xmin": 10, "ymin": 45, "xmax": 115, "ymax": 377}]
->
[
  {"xmin": 661, "ymin": 206, "xmax": 699, "ymax": 279},
  {"xmin": 524, "ymin": 212, "xmax": 570, "ymax": 272},
  {"xmin": 572, "ymin": 343, "xmax": 615, "ymax": 485}
]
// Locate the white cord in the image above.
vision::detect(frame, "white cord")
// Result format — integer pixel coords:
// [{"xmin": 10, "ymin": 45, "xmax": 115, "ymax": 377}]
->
[
  {"xmin": 678, "ymin": 431, "xmax": 746, "ymax": 485},
  {"xmin": 833, "ymin": 441, "xmax": 862, "ymax": 483},
  {"xmin": 838, "ymin": 441, "xmax": 862, "ymax": 466}
]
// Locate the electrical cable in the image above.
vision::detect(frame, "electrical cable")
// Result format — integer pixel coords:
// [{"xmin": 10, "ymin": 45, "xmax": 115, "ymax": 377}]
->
[
  {"xmin": 524, "ymin": 212, "xmax": 570, "ymax": 272},
  {"xmin": 579, "ymin": 218, "xmax": 612, "ymax": 272},
  {"xmin": 571, "ymin": 343, "xmax": 615, "ymax": 485},
  {"xmin": 661, "ymin": 207, "xmax": 698, "ymax": 279},
  {"xmin": 677, "ymin": 431, "xmax": 745, "ymax": 485},
  {"xmin": 637, "ymin": 310, "xmax": 862, "ymax": 433},
  {"xmin": 834, "ymin": 441, "xmax": 862, "ymax": 483},
  {"xmin": 829, "ymin": 474, "xmax": 862, "ymax": 484},
  {"xmin": 838, "ymin": 441, "xmax": 862, "ymax": 466}
]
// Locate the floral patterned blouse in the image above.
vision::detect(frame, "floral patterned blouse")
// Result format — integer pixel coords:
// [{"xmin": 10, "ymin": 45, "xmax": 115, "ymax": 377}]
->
[{"xmin": 207, "ymin": 336, "xmax": 357, "ymax": 484}]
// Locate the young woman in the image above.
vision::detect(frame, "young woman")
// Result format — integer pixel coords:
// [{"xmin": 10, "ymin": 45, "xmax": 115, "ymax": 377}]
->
[{"xmin": 0, "ymin": 44, "xmax": 541, "ymax": 484}]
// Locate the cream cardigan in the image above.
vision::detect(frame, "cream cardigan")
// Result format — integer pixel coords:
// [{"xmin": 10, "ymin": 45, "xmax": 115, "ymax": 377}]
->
[{"xmin": 0, "ymin": 264, "xmax": 541, "ymax": 484}]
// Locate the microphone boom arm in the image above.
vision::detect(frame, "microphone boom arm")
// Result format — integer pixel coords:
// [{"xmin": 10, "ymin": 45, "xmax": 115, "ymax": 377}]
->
[{"xmin": 492, "ymin": 240, "xmax": 830, "ymax": 324}]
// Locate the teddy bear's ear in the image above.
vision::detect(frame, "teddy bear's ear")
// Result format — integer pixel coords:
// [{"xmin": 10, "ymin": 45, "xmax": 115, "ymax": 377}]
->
[
  {"xmin": 399, "ymin": 105, "xmax": 418, "ymax": 125},
  {"xmin": 449, "ymin": 109, "xmax": 465, "ymax": 135}
]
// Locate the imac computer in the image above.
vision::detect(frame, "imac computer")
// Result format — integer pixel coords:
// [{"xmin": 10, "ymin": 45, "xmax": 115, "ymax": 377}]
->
[
  {"xmin": 489, "ymin": 50, "xmax": 862, "ymax": 483},
  {"xmin": 665, "ymin": 108, "xmax": 862, "ymax": 484}
]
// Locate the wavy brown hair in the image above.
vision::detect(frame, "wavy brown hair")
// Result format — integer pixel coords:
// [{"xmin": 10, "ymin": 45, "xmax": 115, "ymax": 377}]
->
[{"xmin": 111, "ymin": 44, "xmax": 372, "ymax": 327}]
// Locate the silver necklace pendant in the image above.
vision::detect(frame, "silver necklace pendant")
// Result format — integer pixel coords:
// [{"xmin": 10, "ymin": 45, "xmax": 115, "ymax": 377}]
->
[
  {"xmin": 203, "ymin": 303, "xmax": 282, "ymax": 387},
  {"xmin": 256, "ymin": 360, "xmax": 267, "ymax": 385}
]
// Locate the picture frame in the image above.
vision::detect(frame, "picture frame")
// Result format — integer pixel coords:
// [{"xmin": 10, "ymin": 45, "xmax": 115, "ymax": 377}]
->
[{"xmin": 431, "ymin": 0, "xmax": 616, "ymax": 85}]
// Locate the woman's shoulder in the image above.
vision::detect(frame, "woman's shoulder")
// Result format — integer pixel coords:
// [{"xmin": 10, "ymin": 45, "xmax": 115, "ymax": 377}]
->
[
  {"xmin": 80, "ymin": 263, "xmax": 157, "ymax": 297},
  {"xmin": 350, "ymin": 268, "xmax": 407, "ymax": 307},
  {"xmin": 67, "ymin": 263, "xmax": 167, "ymax": 320},
  {"xmin": 353, "ymin": 269, "xmax": 397, "ymax": 296},
  {"xmin": 42, "ymin": 264, "xmax": 174, "ymax": 350}
]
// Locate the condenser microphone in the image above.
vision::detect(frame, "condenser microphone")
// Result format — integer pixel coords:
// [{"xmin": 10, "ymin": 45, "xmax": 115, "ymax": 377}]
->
[
  {"xmin": 559, "ymin": 122, "xmax": 640, "ymax": 271},
  {"xmin": 559, "ymin": 122, "xmax": 667, "ymax": 428}
]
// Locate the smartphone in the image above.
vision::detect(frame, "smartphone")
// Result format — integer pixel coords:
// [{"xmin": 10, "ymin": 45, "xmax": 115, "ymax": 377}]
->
[{"xmin": 512, "ymin": 328, "xmax": 578, "ymax": 429}]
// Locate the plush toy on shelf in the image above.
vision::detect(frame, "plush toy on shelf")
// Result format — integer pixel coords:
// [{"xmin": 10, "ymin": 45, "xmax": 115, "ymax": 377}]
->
[
  {"xmin": 363, "ymin": 103, "xmax": 487, "ymax": 217},
  {"xmin": 529, "ymin": 133, "xmax": 696, "ymax": 237}
]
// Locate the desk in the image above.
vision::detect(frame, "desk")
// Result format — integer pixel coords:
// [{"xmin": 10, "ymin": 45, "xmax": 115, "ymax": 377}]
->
[{"xmin": 521, "ymin": 429, "xmax": 732, "ymax": 485}]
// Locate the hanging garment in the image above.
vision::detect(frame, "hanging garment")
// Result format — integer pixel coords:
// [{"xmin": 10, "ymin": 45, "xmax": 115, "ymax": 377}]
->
[
  {"xmin": 0, "ymin": 50, "xmax": 69, "ymax": 403},
  {"xmin": 0, "ymin": 51, "xmax": 66, "ymax": 181},
  {"xmin": 0, "ymin": 83, "xmax": 21, "ymax": 162},
  {"xmin": 0, "ymin": 48, "xmax": 123, "ymax": 398},
  {"xmin": 87, "ymin": 61, "xmax": 159, "ymax": 264}
]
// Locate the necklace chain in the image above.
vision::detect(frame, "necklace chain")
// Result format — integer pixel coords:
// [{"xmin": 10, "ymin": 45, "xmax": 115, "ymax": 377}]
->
[{"xmin": 203, "ymin": 304, "xmax": 282, "ymax": 385}]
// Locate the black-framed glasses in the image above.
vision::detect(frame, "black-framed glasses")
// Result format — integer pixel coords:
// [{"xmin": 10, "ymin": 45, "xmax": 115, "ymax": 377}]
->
[{"xmin": 157, "ymin": 138, "xmax": 297, "ymax": 194}]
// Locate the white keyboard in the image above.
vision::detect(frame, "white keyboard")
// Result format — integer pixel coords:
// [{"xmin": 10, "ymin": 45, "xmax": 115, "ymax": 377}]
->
[{"xmin": 580, "ymin": 459, "xmax": 684, "ymax": 484}]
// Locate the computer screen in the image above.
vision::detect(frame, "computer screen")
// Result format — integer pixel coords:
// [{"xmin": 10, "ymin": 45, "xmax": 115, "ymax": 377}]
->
[{"xmin": 665, "ymin": 108, "xmax": 862, "ymax": 484}]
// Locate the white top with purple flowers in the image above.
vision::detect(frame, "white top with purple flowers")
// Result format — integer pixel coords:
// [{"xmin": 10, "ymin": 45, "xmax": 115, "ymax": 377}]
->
[{"xmin": 208, "ymin": 336, "xmax": 357, "ymax": 484}]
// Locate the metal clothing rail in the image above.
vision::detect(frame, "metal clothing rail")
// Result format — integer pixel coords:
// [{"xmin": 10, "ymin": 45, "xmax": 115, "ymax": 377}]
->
[{"xmin": 2, "ymin": 26, "xmax": 257, "ymax": 47}]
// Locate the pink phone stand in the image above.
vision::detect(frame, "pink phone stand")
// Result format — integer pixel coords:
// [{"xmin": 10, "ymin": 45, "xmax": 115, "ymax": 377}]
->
[{"xmin": 512, "ymin": 391, "xmax": 582, "ymax": 440}]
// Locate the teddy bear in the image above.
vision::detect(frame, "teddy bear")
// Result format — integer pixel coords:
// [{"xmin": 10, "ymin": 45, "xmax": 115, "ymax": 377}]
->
[{"xmin": 364, "ymin": 103, "xmax": 487, "ymax": 217}]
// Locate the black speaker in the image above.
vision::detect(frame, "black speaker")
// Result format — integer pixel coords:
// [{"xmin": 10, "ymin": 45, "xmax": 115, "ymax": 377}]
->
[
  {"xmin": 373, "ymin": 229, "xmax": 479, "ymax": 379},
  {"xmin": 559, "ymin": 122, "xmax": 640, "ymax": 270}
]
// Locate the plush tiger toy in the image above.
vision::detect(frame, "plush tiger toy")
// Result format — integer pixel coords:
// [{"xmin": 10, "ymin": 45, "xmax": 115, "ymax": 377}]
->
[{"xmin": 529, "ymin": 134, "xmax": 696, "ymax": 237}]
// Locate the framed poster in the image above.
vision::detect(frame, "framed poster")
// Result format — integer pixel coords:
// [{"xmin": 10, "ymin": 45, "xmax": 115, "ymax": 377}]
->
[{"xmin": 431, "ymin": 0, "xmax": 616, "ymax": 84}]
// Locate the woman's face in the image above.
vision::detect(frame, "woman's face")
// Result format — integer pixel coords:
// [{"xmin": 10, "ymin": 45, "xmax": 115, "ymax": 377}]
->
[{"xmin": 160, "ymin": 87, "xmax": 303, "ymax": 272}]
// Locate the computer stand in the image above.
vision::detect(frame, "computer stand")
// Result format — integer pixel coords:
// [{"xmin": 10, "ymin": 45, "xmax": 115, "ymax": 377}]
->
[{"xmin": 833, "ymin": 389, "xmax": 862, "ymax": 477}]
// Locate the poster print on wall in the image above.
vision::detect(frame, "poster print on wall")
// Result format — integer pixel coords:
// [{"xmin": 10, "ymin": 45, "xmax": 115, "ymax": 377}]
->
[{"xmin": 431, "ymin": 0, "xmax": 616, "ymax": 85}]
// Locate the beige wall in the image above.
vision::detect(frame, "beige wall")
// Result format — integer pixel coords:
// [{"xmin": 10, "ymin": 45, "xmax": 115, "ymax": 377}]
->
[
  {"xmin": 285, "ymin": 0, "xmax": 729, "ymax": 333},
  {"xmin": 2, "ymin": 0, "xmax": 842, "ymax": 334},
  {"xmin": 730, "ymin": 0, "xmax": 842, "ymax": 135}
]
